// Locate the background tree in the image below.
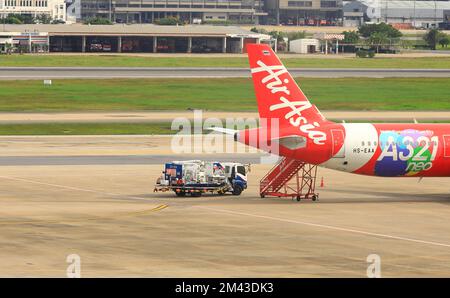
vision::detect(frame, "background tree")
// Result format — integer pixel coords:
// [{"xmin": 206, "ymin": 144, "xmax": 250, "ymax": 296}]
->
[
  {"xmin": 368, "ymin": 32, "xmax": 389, "ymax": 53},
  {"xmin": 2, "ymin": 15, "xmax": 23, "ymax": 24},
  {"xmin": 51, "ymin": 19, "xmax": 66, "ymax": 24},
  {"xmin": 3, "ymin": 41, "xmax": 13, "ymax": 54},
  {"xmin": 438, "ymin": 33, "xmax": 449, "ymax": 49},
  {"xmin": 424, "ymin": 28, "xmax": 445, "ymax": 50},
  {"xmin": 343, "ymin": 31, "xmax": 360, "ymax": 44},
  {"xmin": 268, "ymin": 31, "xmax": 287, "ymax": 51},
  {"xmin": 358, "ymin": 23, "xmax": 402, "ymax": 39},
  {"xmin": 285, "ymin": 31, "xmax": 306, "ymax": 41},
  {"xmin": 342, "ymin": 30, "xmax": 359, "ymax": 52},
  {"xmin": 13, "ymin": 14, "xmax": 34, "ymax": 24},
  {"xmin": 36, "ymin": 14, "xmax": 52, "ymax": 24},
  {"xmin": 358, "ymin": 23, "xmax": 400, "ymax": 53},
  {"xmin": 83, "ymin": 17, "xmax": 113, "ymax": 25}
]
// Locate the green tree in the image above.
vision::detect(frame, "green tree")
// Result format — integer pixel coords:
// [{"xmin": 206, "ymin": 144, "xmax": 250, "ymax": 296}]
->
[
  {"xmin": 250, "ymin": 27, "xmax": 270, "ymax": 35},
  {"xmin": 424, "ymin": 28, "xmax": 445, "ymax": 50},
  {"xmin": 438, "ymin": 34, "xmax": 449, "ymax": 48},
  {"xmin": 286, "ymin": 31, "xmax": 306, "ymax": 41},
  {"xmin": 8, "ymin": 13, "xmax": 35, "ymax": 24},
  {"xmin": 2, "ymin": 15, "xmax": 23, "ymax": 24},
  {"xmin": 342, "ymin": 31, "xmax": 360, "ymax": 53},
  {"xmin": 268, "ymin": 31, "xmax": 284, "ymax": 42},
  {"xmin": 2, "ymin": 41, "xmax": 13, "ymax": 54},
  {"xmin": 343, "ymin": 31, "xmax": 360, "ymax": 44},
  {"xmin": 368, "ymin": 32, "xmax": 389, "ymax": 53},
  {"xmin": 35, "ymin": 14, "xmax": 52, "ymax": 24},
  {"xmin": 358, "ymin": 23, "xmax": 402, "ymax": 39},
  {"xmin": 51, "ymin": 19, "xmax": 66, "ymax": 24},
  {"xmin": 83, "ymin": 17, "xmax": 112, "ymax": 25},
  {"xmin": 1, "ymin": 13, "xmax": 37, "ymax": 24}
]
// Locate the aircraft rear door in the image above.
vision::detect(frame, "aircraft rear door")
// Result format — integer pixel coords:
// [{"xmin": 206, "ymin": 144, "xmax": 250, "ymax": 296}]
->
[{"xmin": 331, "ymin": 129, "xmax": 345, "ymax": 158}]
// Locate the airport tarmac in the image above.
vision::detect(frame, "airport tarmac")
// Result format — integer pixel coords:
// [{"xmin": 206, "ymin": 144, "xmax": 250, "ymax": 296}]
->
[
  {"xmin": 1, "ymin": 67, "xmax": 449, "ymax": 79},
  {"xmin": 0, "ymin": 135, "xmax": 450, "ymax": 277}
]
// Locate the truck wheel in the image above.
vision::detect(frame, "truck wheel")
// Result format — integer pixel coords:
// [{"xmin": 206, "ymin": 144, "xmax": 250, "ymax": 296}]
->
[
  {"xmin": 232, "ymin": 185, "xmax": 243, "ymax": 196},
  {"xmin": 175, "ymin": 191, "xmax": 186, "ymax": 197}
]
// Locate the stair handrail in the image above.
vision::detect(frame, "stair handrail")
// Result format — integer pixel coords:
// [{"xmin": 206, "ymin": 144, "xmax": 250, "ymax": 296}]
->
[
  {"xmin": 260, "ymin": 158, "xmax": 300, "ymax": 193},
  {"xmin": 260, "ymin": 157, "xmax": 286, "ymax": 184}
]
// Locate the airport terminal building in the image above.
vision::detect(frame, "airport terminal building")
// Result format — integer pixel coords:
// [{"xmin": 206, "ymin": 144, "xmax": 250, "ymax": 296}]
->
[
  {"xmin": 266, "ymin": 0, "xmax": 343, "ymax": 25},
  {"xmin": 343, "ymin": 0, "xmax": 450, "ymax": 28},
  {"xmin": 67, "ymin": 0, "xmax": 344, "ymax": 25},
  {"xmin": 0, "ymin": 24, "xmax": 271, "ymax": 53},
  {"xmin": 67, "ymin": 0, "xmax": 267, "ymax": 24},
  {"xmin": 0, "ymin": 0, "xmax": 67, "ymax": 21}
]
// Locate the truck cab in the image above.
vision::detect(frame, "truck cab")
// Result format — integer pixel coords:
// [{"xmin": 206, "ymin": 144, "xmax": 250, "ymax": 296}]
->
[{"xmin": 223, "ymin": 163, "xmax": 249, "ymax": 195}]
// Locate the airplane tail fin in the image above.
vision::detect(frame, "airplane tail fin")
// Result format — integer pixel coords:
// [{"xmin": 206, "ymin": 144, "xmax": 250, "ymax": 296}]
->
[{"xmin": 246, "ymin": 43, "xmax": 329, "ymax": 127}]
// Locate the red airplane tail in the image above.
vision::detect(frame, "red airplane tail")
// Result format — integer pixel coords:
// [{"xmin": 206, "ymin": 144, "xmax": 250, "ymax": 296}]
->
[{"xmin": 246, "ymin": 43, "xmax": 329, "ymax": 128}]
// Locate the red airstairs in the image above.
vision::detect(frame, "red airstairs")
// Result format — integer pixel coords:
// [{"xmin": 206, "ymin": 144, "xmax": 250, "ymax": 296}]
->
[{"xmin": 260, "ymin": 157, "xmax": 319, "ymax": 202}]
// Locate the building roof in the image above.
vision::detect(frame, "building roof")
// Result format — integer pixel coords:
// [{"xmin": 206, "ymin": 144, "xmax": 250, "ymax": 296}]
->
[
  {"xmin": 344, "ymin": 0, "xmax": 450, "ymax": 20},
  {"xmin": 0, "ymin": 24, "xmax": 264, "ymax": 38},
  {"xmin": 356, "ymin": 0, "xmax": 450, "ymax": 10}
]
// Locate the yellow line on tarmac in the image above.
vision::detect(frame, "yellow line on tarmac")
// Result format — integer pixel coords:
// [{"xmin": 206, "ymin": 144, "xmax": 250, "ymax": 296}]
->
[{"xmin": 123, "ymin": 204, "xmax": 169, "ymax": 217}]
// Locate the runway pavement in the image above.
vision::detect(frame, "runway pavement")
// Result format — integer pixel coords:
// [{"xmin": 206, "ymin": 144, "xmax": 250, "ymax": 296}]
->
[
  {"xmin": 1, "ymin": 163, "xmax": 450, "ymax": 277},
  {"xmin": 1, "ymin": 67, "xmax": 450, "ymax": 79},
  {"xmin": 1, "ymin": 135, "xmax": 450, "ymax": 277}
]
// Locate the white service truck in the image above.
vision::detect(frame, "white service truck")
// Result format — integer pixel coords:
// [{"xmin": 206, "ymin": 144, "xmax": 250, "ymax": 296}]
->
[{"xmin": 154, "ymin": 160, "xmax": 249, "ymax": 197}]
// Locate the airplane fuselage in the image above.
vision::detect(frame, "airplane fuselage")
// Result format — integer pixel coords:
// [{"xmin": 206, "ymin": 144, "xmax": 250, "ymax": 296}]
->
[
  {"xmin": 239, "ymin": 123, "xmax": 450, "ymax": 177},
  {"xmin": 321, "ymin": 123, "xmax": 450, "ymax": 177}
]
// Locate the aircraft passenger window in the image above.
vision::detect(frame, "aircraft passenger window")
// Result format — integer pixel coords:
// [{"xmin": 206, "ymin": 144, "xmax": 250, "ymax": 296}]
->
[
  {"xmin": 368, "ymin": 141, "xmax": 371, "ymax": 146},
  {"xmin": 374, "ymin": 141, "xmax": 377, "ymax": 146},
  {"xmin": 361, "ymin": 141, "xmax": 365, "ymax": 146}
]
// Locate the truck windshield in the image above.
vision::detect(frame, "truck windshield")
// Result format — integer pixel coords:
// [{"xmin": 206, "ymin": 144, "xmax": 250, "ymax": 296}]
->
[{"xmin": 237, "ymin": 166, "xmax": 246, "ymax": 176}]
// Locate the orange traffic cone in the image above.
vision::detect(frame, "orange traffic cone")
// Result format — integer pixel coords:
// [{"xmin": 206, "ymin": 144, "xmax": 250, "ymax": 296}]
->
[{"xmin": 320, "ymin": 177, "xmax": 324, "ymax": 188}]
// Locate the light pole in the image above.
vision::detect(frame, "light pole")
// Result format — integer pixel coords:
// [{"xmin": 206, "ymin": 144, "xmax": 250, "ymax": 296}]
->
[
  {"xmin": 434, "ymin": 0, "xmax": 437, "ymax": 27},
  {"xmin": 109, "ymin": 0, "xmax": 112, "ymax": 22},
  {"xmin": 24, "ymin": 29, "xmax": 32, "ymax": 53},
  {"xmin": 276, "ymin": 0, "xmax": 280, "ymax": 26},
  {"xmin": 385, "ymin": 0, "xmax": 388, "ymax": 23}
]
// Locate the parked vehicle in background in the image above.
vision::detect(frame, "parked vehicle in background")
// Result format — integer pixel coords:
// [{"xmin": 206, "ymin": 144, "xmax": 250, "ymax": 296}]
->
[{"xmin": 89, "ymin": 40, "xmax": 112, "ymax": 52}]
